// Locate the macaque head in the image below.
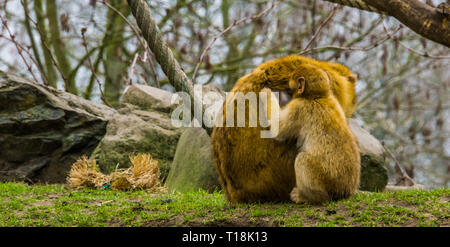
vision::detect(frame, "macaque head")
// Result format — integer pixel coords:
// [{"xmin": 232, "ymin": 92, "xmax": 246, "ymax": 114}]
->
[{"xmin": 289, "ymin": 65, "xmax": 331, "ymax": 99}]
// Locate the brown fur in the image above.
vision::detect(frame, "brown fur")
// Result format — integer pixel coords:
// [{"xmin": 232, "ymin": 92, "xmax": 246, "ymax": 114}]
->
[
  {"xmin": 211, "ymin": 55, "xmax": 357, "ymax": 203},
  {"xmin": 276, "ymin": 65, "xmax": 360, "ymax": 204}
]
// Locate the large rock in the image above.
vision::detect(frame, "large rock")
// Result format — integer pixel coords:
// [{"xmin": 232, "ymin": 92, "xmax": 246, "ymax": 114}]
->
[
  {"xmin": 0, "ymin": 71, "xmax": 115, "ymax": 183},
  {"xmin": 165, "ymin": 127, "xmax": 220, "ymax": 193},
  {"xmin": 161, "ymin": 84, "xmax": 224, "ymax": 192},
  {"xmin": 92, "ymin": 83, "xmax": 183, "ymax": 181},
  {"xmin": 348, "ymin": 119, "xmax": 388, "ymax": 191},
  {"xmin": 91, "ymin": 103, "xmax": 182, "ymax": 181}
]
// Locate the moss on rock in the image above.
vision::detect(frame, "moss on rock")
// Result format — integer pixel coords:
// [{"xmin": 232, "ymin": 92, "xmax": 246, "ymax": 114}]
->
[
  {"xmin": 360, "ymin": 154, "xmax": 388, "ymax": 191},
  {"xmin": 165, "ymin": 128, "xmax": 220, "ymax": 193},
  {"xmin": 91, "ymin": 104, "xmax": 181, "ymax": 182}
]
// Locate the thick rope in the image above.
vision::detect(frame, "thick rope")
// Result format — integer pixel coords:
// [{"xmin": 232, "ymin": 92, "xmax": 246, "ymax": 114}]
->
[
  {"xmin": 324, "ymin": 0, "xmax": 385, "ymax": 14},
  {"xmin": 127, "ymin": 0, "xmax": 193, "ymax": 94},
  {"xmin": 127, "ymin": 0, "xmax": 212, "ymax": 134}
]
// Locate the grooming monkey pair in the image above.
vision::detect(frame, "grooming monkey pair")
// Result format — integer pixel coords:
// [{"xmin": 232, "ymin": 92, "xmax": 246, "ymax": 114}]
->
[{"xmin": 211, "ymin": 55, "xmax": 360, "ymax": 204}]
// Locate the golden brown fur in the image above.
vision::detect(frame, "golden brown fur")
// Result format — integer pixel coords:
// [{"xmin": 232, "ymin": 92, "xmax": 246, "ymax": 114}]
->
[
  {"xmin": 276, "ymin": 65, "xmax": 360, "ymax": 204},
  {"xmin": 253, "ymin": 55, "xmax": 357, "ymax": 117},
  {"xmin": 211, "ymin": 55, "xmax": 358, "ymax": 203}
]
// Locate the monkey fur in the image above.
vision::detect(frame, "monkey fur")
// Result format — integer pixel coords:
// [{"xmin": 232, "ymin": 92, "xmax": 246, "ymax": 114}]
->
[
  {"xmin": 276, "ymin": 65, "xmax": 360, "ymax": 204},
  {"xmin": 211, "ymin": 55, "xmax": 357, "ymax": 203},
  {"xmin": 253, "ymin": 55, "xmax": 357, "ymax": 117}
]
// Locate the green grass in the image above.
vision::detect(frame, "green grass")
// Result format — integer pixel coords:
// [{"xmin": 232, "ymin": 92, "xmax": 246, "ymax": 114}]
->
[{"xmin": 0, "ymin": 182, "xmax": 448, "ymax": 227}]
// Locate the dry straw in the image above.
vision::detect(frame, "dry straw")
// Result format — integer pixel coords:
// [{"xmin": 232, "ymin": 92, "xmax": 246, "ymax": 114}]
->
[
  {"xmin": 67, "ymin": 156, "xmax": 110, "ymax": 188},
  {"xmin": 67, "ymin": 153, "xmax": 162, "ymax": 191}
]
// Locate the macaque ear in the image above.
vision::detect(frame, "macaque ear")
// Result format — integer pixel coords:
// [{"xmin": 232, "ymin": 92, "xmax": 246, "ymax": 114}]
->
[
  {"xmin": 348, "ymin": 74, "xmax": 357, "ymax": 83},
  {"xmin": 324, "ymin": 70, "xmax": 331, "ymax": 80},
  {"xmin": 297, "ymin": 76, "xmax": 305, "ymax": 95}
]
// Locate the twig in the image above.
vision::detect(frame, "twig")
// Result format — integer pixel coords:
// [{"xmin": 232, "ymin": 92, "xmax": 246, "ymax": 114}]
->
[
  {"xmin": 129, "ymin": 52, "xmax": 144, "ymax": 85},
  {"xmin": 18, "ymin": 4, "xmax": 70, "ymax": 87},
  {"xmin": 299, "ymin": 25, "xmax": 401, "ymax": 55},
  {"xmin": 382, "ymin": 141, "xmax": 416, "ymax": 186},
  {"xmin": 21, "ymin": 0, "xmax": 47, "ymax": 85},
  {"xmin": 101, "ymin": 0, "xmax": 145, "ymax": 48},
  {"xmin": 95, "ymin": 200, "xmax": 114, "ymax": 206},
  {"xmin": 191, "ymin": 1, "xmax": 280, "ymax": 82},
  {"xmin": 0, "ymin": 14, "xmax": 40, "ymax": 83},
  {"xmin": 81, "ymin": 28, "xmax": 112, "ymax": 107},
  {"xmin": 324, "ymin": 0, "xmax": 384, "ymax": 14},
  {"xmin": 381, "ymin": 21, "xmax": 450, "ymax": 59},
  {"xmin": 0, "ymin": 33, "xmax": 47, "ymax": 83},
  {"xmin": 101, "ymin": 0, "xmax": 159, "ymax": 86},
  {"xmin": 302, "ymin": 5, "xmax": 340, "ymax": 51}
]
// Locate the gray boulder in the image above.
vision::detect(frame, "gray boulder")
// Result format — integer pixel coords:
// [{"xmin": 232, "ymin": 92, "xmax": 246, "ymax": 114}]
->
[
  {"xmin": 92, "ymin": 83, "xmax": 183, "ymax": 181},
  {"xmin": 0, "ymin": 71, "xmax": 114, "ymax": 183},
  {"xmin": 165, "ymin": 127, "xmax": 220, "ymax": 193},
  {"xmin": 91, "ymin": 103, "xmax": 182, "ymax": 181},
  {"xmin": 162, "ymin": 84, "xmax": 224, "ymax": 192},
  {"xmin": 348, "ymin": 119, "xmax": 388, "ymax": 192}
]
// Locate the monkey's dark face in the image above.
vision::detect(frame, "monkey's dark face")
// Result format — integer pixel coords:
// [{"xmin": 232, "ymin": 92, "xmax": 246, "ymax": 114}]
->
[
  {"xmin": 269, "ymin": 83, "xmax": 293, "ymax": 107},
  {"xmin": 279, "ymin": 90, "xmax": 293, "ymax": 107}
]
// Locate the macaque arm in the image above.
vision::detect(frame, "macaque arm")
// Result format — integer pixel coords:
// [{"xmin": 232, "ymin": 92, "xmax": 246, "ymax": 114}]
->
[{"xmin": 275, "ymin": 102, "xmax": 301, "ymax": 141}]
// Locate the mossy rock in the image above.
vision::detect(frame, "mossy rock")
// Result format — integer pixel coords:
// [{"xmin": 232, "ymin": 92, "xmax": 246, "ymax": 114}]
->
[
  {"xmin": 165, "ymin": 127, "xmax": 220, "ymax": 193},
  {"xmin": 91, "ymin": 104, "xmax": 182, "ymax": 182},
  {"xmin": 0, "ymin": 71, "xmax": 115, "ymax": 183},
  {"xmin": 348, "ymin": 119, "xmax": 388, "ymax": 192},
  {"xmin": 359, "ymin": 154, "xmax": 388, "ymax": 191}
]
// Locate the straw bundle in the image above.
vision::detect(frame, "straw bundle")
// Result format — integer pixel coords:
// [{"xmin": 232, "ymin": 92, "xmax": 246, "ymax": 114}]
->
[
  {"xmin": 67, "ymin": 153, "xmax": 161, "ymax": 191},
  {"xmin": 67, "ymin": 156, "xmax": 110, "ymax": 188}
]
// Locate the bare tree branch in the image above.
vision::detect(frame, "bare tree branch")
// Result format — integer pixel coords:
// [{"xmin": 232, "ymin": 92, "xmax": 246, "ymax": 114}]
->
[
  {"xmin": 382, "ymin": 142, "xmax": 417, "ymax": 186},
  {"xmin": 81, "ymin": 28, "xmax": 112, "ymax": 107},
  {"xmin": 192, "ymin": 1, "xmax": 279, "ymax": 83},
  {"xmin": 302, "ymin": 5, "xmax": 340, "ymax": 51},
  {"xmin": 324, "ymin": 0, "xmax": 450, "ymax": 47}
]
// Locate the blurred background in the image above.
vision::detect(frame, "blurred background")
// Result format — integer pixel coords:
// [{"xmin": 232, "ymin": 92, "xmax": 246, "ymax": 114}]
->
[{"xmin": 0, "ymin": 0, "xmax": 449, "ymax": 188}]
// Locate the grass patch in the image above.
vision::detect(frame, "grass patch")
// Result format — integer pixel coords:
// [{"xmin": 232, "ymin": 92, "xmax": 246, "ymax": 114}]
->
[{"xmin": 0, "ymin": 182, "xmax": 448, "ymax": 227}]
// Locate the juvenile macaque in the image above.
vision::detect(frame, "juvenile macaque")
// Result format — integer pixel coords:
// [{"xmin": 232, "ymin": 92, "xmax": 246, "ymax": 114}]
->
[{"xmin": 276, "ymin": 65, "xmax": 360, "ymax": 204}]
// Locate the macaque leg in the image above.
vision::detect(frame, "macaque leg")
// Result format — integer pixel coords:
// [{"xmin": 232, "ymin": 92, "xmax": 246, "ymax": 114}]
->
[
  {"xmin": 290, "ymin": 186, "xmax": 307, "ymax": 203},
  {"xmin": 291, "ymin": 153, "xmax": 330, "ymax": 204}
]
